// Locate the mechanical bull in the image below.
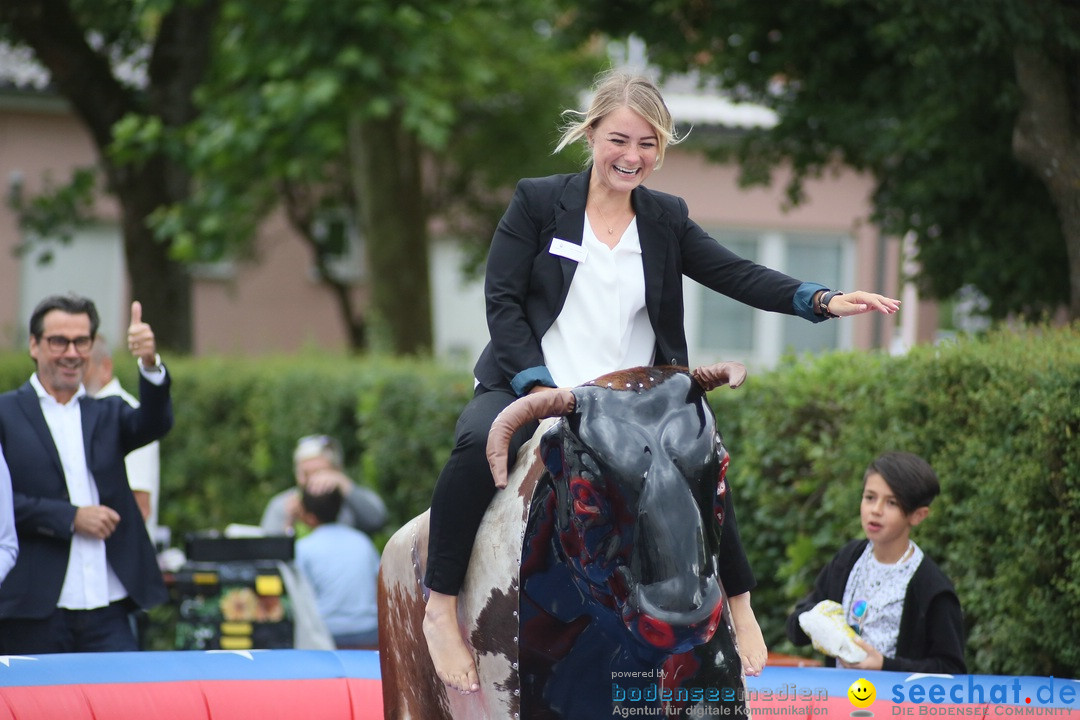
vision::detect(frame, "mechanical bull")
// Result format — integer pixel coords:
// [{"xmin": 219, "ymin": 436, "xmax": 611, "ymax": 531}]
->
[{"xmin": 379, "ymin": 364, "xmax": 750, "ymax": 719}]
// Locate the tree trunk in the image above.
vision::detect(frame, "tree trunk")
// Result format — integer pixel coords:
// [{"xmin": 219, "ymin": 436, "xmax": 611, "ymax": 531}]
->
[
  {"xmin": 1012, "ymin": 44, "xmax": 1080, "ymax": 321},
  {"xmin": 4, "ymin": 0, "xmax": 221, "ymax": 352},
  {"xmin": 111, "ymin": 156, "xmax": 194, "ymax": 352},
  {"xmin": 349, "ymin": 113, "xmax": 433, "ymax": 355}
]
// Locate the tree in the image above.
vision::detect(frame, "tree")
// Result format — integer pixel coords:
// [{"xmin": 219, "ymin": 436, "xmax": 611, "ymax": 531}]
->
[
  {"xmin": 1, "ymin": 0, "xmax": 223, "ymax": 351},
  {"xmin": 151, "ymin": 0, "xmax": 599, "ymax": 354},
  {"xmin": 568, "ymin": 0, "xmax": 1080, "ymax": 321},
  {"xmin": 5, "ymin": 0, "xmax": 599, "ymax": 355}
]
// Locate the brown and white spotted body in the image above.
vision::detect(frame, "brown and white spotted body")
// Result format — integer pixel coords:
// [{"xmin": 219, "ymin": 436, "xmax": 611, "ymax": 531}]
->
[
  {"xmin": 378, "ymin": 423, "xmax": 552, "ymax": 720},
  {"xmin": 379, "ymin": 365, "xmax": 748, "ymax": 719}
]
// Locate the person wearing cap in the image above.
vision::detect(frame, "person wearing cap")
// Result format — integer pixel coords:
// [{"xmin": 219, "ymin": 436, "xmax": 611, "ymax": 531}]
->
[{"xmin": 260, "ymin": 434, "xmax": 387, "ymax": 537}]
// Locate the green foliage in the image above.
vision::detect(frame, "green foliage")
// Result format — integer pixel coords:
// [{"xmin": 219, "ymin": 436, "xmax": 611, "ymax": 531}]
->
[
  {"xmin": 6, "ymin": 167, "xmax": 98, "ymax": 260},
  {"xmin": 710, "ymin": 324, "xmax": 1080, "ymax": 676},
  {"xmin": 161, "ymin": 0, "xmax": 603, "ymax": 303},
  {"xmin": 0, "ymin": 354, "xmax": 35, "ymax": 390},
  {"xmin": 1, "ymin": 0, "xmax": 224, "ymax": 352},
  {"xmin": 3, "ymin": 325, "xmax": 1075, "ymax": 674},
  {"xmin": 2, "ymin": 0, "xmax": 603, "ymax": 353},
  {"xmin": 354, "ymin": 359, "xmax": 475, "ymax": 535},
  {"xmin": 144, "ymin": 354, "xmax": 472, "ymax": 549},
  {"xmin": 0, "ymin": 353, "xmax": 469, "ymax": 550}
]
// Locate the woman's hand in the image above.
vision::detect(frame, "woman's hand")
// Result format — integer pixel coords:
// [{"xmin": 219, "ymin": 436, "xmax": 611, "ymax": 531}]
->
[{"xmin": 829, "ymin": 291, "xmax": 901, "ymax": 317}]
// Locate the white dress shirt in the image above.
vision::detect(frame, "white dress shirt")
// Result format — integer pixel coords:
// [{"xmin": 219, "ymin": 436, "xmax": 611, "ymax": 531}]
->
[
  {"xmin": 31, "ymin": 374, "xmax": 128, "ymax": 610},
  {"xmin": 541, "ymin": 218, "xmax": 656, "ymax": 388},
  {"xmin": 0, "ymin": 442, "xmax": 17, "ymax": 586}
]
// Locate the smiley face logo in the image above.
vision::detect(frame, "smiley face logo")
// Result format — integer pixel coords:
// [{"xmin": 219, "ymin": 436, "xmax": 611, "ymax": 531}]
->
[{"xmin": 848, "ymin": 677, "xmax": 876, "ymax": 708}]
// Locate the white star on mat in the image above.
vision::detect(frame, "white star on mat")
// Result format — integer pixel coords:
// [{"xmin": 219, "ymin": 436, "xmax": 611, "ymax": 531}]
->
[
  {"xmin": 205, "ymin": 650, "xmax": 260, "ymax": 660},
  {"xmin": 0, "ymin": 656, "xmax": 37, "ymax": 667}
]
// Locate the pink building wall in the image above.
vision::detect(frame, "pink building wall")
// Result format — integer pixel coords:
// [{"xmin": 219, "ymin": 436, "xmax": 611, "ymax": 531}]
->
[
  {"xmin": 0, "ymin": 97, "xmax": 109, "ymax": 346},
  {"xmin": 648, "ymin": 151, "xmax": 907, "ymax": 352},
  {"xmin": 189, "ymin": 210, "xmax": 364, "ymax": 355},
  {"xmin": 0, "ymin": 96, "xmax": 354, "ymax": 355}
]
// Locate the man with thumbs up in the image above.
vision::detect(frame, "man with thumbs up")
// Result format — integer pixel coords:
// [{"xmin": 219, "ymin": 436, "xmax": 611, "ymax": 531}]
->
[{"xmin": 0, "ymin": 293, "xmax": 173, "ymax": 653}]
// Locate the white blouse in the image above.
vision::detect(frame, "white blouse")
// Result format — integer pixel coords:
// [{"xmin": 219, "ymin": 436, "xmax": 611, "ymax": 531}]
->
[{"xmin": 541, "ymin": 217, "xmax": 655, "ymax": 388}]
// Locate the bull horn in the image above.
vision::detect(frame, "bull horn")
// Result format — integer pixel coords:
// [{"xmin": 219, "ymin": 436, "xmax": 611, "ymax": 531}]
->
[
  {"xmin": 487, "ymin": 389, "xmax": 576, "ymax": 489},
  {"xmin": 690, "ymin": 361, "xmax": 748, "ymax": 392}
]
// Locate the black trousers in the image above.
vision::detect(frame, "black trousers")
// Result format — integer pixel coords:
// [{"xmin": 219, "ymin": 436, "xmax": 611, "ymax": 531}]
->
[
  {"xmin": 425, "ymin": 386, "xmax": 537, "ymax": 595},
  {"xmin": 0, "ymin": 600, "xmax": 138, "ymax": 654}
]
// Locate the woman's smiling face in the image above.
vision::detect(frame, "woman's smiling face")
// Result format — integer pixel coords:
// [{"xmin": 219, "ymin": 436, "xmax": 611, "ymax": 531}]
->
[{"xmin": 587, "ymin": 106, "xmax": 659, "ymax": 194}]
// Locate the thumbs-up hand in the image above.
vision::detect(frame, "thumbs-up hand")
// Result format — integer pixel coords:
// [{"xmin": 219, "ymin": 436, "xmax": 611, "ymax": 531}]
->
[{"xmin": 127, "ymin": 301, "xmax": 158, "ymax": 368}]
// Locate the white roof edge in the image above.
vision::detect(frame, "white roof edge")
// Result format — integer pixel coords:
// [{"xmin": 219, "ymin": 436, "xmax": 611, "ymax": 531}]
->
[
  {"xmin": 664, "ymin": 92, "xmax": 777, "ymax": 129},
  {"xmin": 2, "ymin": 37, "xmax": 778, "ymax": 130}
]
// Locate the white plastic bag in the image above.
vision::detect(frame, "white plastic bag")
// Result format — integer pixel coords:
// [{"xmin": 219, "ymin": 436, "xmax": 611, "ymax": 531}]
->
[{"xmin": 798, "ymin": 599, "xmax": 867, "ymax": 664}]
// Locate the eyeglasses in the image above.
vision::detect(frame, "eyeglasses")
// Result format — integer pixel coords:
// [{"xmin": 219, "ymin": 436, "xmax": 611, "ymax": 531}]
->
[
  {"xmin": 849, "ymin": 599, "xmax": 869, "ymax": 635},
  {"xmin": 42, "ymin": 335, "xmax": 94, "ymax": 354}
]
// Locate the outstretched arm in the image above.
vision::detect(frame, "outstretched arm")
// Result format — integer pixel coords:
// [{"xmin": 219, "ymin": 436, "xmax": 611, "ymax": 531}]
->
[{"xmin": 818, "ymin": 290, "xmax": 901, "ymax": 318}]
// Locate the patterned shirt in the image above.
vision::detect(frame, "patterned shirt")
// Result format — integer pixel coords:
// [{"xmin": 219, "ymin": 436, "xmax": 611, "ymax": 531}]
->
[{"xmin": 842, "ymin": 541, "xmax": 924, "ymax": 658}]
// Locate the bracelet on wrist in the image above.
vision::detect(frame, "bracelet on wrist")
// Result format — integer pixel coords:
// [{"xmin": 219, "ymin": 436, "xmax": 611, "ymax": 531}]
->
[{"xmin": 818, "ymin": 290, "xmax": 844, "ymax": 319}]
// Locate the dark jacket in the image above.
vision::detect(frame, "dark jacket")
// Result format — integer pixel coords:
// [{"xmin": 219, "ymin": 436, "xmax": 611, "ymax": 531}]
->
[
  {"xmin": 786, "ymin": 538, "xmax": 967, "ymax": 673},
  {"xmin": 472, "ymin": 169, "xmax": 826, "ymax": 397},
  {"xmin": 0, "ymin": 373, "xmax": 173, "ymax": 619},
  {"xmin": 469, "ymin": 169, "xmax": 828, "ymax": 596}
]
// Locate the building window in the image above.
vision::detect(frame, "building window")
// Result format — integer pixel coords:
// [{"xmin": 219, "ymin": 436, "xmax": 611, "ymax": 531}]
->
[
  {"xmin": 311, "ymin": 208, "xmax": 365, "ymax": 284},
  {"xmin": 696, "ymin": 232, "xmax": 758, "ymax": 354},
  {"xmin": 18, "ymin": 224, "xmax": 128, "ymax": 346},
  {"xmin": 690, "ymin": 228, "xmax": 853, "ymax": 369}
]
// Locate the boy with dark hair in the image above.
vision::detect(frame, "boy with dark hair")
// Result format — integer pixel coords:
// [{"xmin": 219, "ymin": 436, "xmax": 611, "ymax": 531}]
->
[{"xmin": 786, "ymin": 452, "xmax": 966, "ymax": 673}]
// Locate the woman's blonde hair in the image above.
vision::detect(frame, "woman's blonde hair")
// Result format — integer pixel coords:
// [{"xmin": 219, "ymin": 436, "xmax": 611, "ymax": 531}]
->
[{"xmin": 554, "ymin": 70, "xmax": 681, "ymax": 169}]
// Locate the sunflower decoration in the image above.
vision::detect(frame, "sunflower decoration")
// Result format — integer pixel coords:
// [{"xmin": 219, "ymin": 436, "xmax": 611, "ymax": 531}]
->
[{"xmin": 219, "ymin": 587, "xmax": 259, "ymax": 621}]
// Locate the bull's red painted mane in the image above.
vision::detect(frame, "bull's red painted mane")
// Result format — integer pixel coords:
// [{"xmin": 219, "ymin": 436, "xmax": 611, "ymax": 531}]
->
[{"xmin": 582, "ymin": 365, "xmax": 687, "ymax": 391}]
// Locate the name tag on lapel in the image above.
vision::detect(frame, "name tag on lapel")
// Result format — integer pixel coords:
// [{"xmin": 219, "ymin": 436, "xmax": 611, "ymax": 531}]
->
[{"xmin": 549, "ymin": 238, "xmax": 587, "ymax": 263}]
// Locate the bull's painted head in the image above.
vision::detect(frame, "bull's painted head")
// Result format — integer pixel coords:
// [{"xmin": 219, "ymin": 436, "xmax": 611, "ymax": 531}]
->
[{"xmin": 488, "ymin": 364, "xmax": 744, "ymax": 655}]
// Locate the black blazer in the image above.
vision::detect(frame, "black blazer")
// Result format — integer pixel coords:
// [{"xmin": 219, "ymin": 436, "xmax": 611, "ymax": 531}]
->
[
  {"xmin": 472, "ymin": 169, "xmax": 825, "ymax": 395},
  {"xmin": 0, "ymin": 373, "xmax": 173, "ymax": 619}
]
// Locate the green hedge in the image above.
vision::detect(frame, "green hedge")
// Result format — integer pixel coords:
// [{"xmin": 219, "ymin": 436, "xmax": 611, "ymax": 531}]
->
[
  {"xmin": 0, "ymin": 352, "xmax": 472, "ymax": 550},
  {"xmin": 710, "ymin": 324, "xmax": 1079, "ymax": 677},
  {"xmin": 155, "ymin": 354, "xmax": 473, "ymax": 549},
  {"xmin": 1, "ymin": 324, "xmax": 1076, "ymax": 675}
]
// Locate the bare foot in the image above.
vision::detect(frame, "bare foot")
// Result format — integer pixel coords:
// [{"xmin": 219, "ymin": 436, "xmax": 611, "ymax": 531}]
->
[
  {"xmin": 423, "ymin": 590, "xmax": 480, "ymax": 694},
  {"xmin": 729, "ymin": 592, "xmax": 768, "ymax": 676}
]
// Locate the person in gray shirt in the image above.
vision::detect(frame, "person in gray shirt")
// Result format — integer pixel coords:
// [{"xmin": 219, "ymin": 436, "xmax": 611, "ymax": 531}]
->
[{"xmin": 260, "ymin": 435, "xmax": 387, "ymax": 536}]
